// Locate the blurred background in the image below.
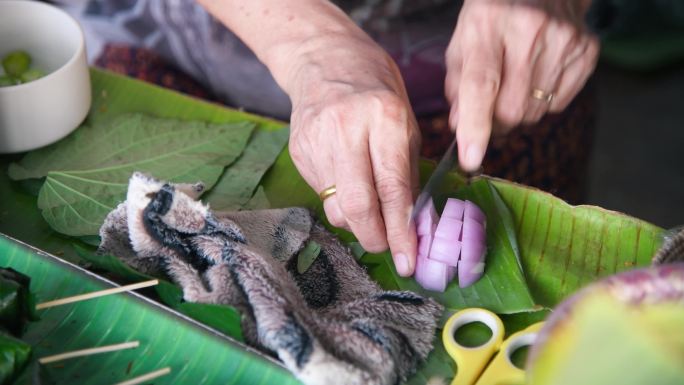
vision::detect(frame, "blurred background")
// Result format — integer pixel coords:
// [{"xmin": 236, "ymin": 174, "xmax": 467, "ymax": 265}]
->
[
  {"xmin": 587, "ymin": 62, "xmax": 684, "ymax": 229},
  {"xmin": 584, "ymin": 0, "xmax": 684, "ymax": 229}
]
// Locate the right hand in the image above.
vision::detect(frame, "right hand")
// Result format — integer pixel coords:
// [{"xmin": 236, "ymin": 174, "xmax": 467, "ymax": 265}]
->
[{"xmin": 282, "ymin": 32, "xmax": 421, "ymax": 277}]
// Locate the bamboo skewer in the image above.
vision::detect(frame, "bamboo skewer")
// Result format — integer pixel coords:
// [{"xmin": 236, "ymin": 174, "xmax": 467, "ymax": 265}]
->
[
  {"xmin": 36, "ymin": 279, "xmax": 159, "ymax": 310},
  {"xmin": 113, "ymin": 367, "xmax": 172, "ymax": 385},
  {"xmin": 39, "ymin": 341, "xmax": 140, "ymax": 364}
]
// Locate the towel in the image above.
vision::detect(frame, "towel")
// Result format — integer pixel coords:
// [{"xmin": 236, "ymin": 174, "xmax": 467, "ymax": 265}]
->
[{"xmin": 98, "ymin": 173, "xmax": 443, "ymax": 385}]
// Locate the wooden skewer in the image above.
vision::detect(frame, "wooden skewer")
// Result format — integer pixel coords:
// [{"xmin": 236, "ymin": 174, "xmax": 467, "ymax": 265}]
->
[
  {"xmin": 39, "ymin": 341, "xmax": 140, "ymax": 364},
  {"xmin": 36, "ymin": 279, "xmax": 159, "ymax": 310},
  {"xmin": 113, "ymin": 367, "xmax": 172, "ymax": 385}
]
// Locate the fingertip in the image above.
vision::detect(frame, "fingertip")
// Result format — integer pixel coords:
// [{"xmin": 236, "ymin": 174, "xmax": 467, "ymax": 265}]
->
[
  {"xmin": 459, "ymin": 143, "xmax": 484, "ymax": 172},
  {"xmin": 393, "ymin": 252, "xmax": 412, "ymax": 277}
]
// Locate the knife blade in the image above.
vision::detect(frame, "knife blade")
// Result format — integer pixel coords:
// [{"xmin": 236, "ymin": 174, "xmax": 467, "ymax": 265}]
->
[{"xmin": 410, "ymin": 137, "xmax": 458, "ymax": 222}]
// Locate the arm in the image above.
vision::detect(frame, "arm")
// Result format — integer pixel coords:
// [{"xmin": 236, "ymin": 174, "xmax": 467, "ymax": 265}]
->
[{"xmin": 197, "ymin": 0, "xmax": 421, "ymax": 276}]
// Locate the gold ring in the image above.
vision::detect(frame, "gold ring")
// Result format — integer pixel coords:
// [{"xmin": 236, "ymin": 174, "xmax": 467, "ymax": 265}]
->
[
  {"xmin": 319, "ymin": 185, "xmax": 337, "ymax": 201},
  {"xmin": 531, "ymin": 88, "xmax": 554, "ymax": 103}
]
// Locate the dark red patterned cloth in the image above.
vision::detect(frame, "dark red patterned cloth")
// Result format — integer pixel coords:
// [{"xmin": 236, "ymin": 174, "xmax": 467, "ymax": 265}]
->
[{"xmin": 95, "ymin": 44, "xmax": 595, "ymax": 203}]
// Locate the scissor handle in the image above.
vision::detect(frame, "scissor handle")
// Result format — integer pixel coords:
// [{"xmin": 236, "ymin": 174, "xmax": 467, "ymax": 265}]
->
[
  {"xmin": 475, "ymin": 322, "xmax": 545, "ymax": 385},
  {"xmin": 443, "ymin": 308, "xmax": 505, "ymax": 385}
]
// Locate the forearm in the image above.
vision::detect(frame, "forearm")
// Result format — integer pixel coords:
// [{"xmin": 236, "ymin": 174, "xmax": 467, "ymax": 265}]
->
[{"xmin": 196, "ymin": 0, "xmax": 370, "ymax": 91}]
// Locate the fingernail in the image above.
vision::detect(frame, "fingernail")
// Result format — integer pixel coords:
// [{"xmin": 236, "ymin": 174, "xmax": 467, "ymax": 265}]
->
[
  {"xmin": 394, "ymin": 253, "xmax": 411, "ymax": 277},
  {"xmin": 463, "ymin": 145, "xmax": 483, "ymax": 171}
]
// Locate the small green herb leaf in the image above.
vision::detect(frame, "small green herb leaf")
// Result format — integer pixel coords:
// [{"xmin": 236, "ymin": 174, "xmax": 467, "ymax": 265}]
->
[{"xmin": 297, "ymin": 241, "xmax": 321, "ymax": 274}]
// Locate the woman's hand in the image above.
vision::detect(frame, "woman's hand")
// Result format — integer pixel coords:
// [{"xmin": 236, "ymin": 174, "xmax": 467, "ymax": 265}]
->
[
  {"xmin": 199, "ymin": 1, "xmax": 421, "ymax": 276},
  {"xmin": 284, "ymin": 32, "xmax": 421, "ymax": 277},
  {"xmin": 446, "ymin": 0, "xmax": 599, "ymax": 171}
]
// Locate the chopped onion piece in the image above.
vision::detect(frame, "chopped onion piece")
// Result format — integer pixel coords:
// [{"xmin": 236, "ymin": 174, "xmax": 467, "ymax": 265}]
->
[
  {"xmin": 461, "ymin": 217, "xmax": 486, "ymax": 242},
  {"xmin": 460, "ymin": 238, "xmax": 486, "ymax": 262},
  {"xmin": 414, "ymin": 252, "xmax": 449, "ymax": 292},
  {"xmin": 434, "ymin": 217, "xmax": 463, "ymax": 240},
  {"xmin": 464, "ymin": 200, "xmax": 486, "ymax": 225},
  {"xmin": 428, "ymin": 236, "xmax": 461, "ymax": 266},
  {"xmin": 458, "ymin": 260, "xmax": 486, "ymax": 288},
  {"xmin": 417, "ymin": 234, "xmax": 433, "ymax": 257},
  {"xmin": 416, "ymin": 199, "xmax": 439, "ymax": 236},
  {"xmin": 442, "ymin": 198, "xmax": 465, "ymax": 219}
]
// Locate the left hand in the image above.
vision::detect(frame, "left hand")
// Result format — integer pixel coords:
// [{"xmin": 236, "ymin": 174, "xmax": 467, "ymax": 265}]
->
[{"xmin": 445, "ymin": 0, "xmax": 600, "ymax": 171}]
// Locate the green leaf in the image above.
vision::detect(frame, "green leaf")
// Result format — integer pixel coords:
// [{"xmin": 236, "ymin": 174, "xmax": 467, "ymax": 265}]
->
[
  {"xmin": 0, "ymin": 331, "xmax": 31, "ymax": 384},
  {"xmin": 9, "ymin": 113, "xmax": 254, "ymax": 236},
  {"xmin": 0, "ymin": 268, "xmax": 37, "ymax": 337},
  {"xmin": 176, "ymin": 302, "xmax": 244, "ymax": 342},
  {"xmin": 0, "ymin": 234, "xmax": 298, "ymax": 384},
  {"xmin": 73, "ymin": 244, "xmax": 183, "ymax": 307},
  {"xmin": 406, "ymin": 341, "xmax": 454, "ymax": 385},
  {"xmin": 297, "ymin": 241, "xmax": 322, "ymax": 274},
  {"xmin": 205, "ymin": 127, "xmax": 289, "ymax": 210},
  {"xmin": 73, "ymin": 244, "xmax": 241, "ymax": 340},
  {"xmin": 492, "ymin": 178, "xmax": 664, "ymax": 307},
  {"xmin": 241, "ymin": 186, "xmax": 271, "ymax": 210}
]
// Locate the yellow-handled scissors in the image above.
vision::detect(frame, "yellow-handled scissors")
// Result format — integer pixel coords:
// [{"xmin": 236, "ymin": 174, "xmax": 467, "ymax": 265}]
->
[{"xmin": 442, "ymin": 308, "xmax": 545, "ymax": 385}]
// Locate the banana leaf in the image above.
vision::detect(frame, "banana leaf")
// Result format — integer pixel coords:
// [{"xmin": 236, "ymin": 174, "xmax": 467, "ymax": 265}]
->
[
  {"xmin": 0, "ymin": 68, "xmax": 667, "ymax": 383},
  {"xmin": 0, "ymin": 268, "xmax": 36, "ymax": 337},
  {"xmin": 492, "ymin": 179, "xmax": 664, "ymax": 307},
  {"xmin": 0, "ymin": 331, "xmax": 31, "ymax": 385},
  {"xmin": 73, "ymin": 245, "xmax": 244, "ymax": 342}
]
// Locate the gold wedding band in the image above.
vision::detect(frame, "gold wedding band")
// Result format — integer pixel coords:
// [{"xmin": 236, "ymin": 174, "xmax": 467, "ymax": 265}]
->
[
  {"xmin": 319, "ymin": 185, "xmax": 337, "ymax": 201},
  {"xmin": 531, "ymin": 88, "xmax": 554, "ymax": 103}
]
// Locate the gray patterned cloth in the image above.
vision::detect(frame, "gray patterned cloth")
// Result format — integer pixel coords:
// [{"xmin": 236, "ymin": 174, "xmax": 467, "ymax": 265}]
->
[{"xmin": 98, "ymin": 173, "xmax": 443, "ymax": 385}]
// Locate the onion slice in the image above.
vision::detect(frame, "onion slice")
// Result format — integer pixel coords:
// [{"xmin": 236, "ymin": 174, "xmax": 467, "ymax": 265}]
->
[{"xmin": 413, "ymin": 197, "xmax": 488, "ymax": 291}]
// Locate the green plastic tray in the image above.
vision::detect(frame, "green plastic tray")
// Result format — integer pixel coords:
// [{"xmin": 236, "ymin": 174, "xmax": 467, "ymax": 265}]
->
[{"xmin": 0, "ymin": 233, "xmax": 301, "ymax": 384}]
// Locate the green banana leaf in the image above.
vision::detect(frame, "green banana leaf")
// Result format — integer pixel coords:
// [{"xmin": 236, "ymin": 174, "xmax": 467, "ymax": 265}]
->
[
  {"xmin": 0, "ymin": 331, "xmax": 31, "ymax": 385},
  {"xmin": 0, "ymin": 68, "xmax": 666, "ymax": 383},
  {"xmin": 73, "ymin": 245, "xmax": 244, "ymax": 342},
  {"xmin": 0, "ymin": 234, "xmax": 300, "ymax": 385},
  {"xmin": 0, "ymin": 268, "xmax": 36, "ymax": 337},
  {"xmin": 492, "ymin": 179, "xmax": 664, "ymax": 307}
]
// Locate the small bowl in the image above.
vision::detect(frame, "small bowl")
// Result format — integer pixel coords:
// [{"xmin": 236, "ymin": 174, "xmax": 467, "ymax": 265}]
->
[{"xmin": 0, "ymin": 0, "xmax": 91, "ymax": 154}]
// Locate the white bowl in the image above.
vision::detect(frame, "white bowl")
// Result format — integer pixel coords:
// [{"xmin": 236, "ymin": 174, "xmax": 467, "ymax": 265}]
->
[{"xmin": 0, "ymin": 0, "xmax": 91, "ymax": 153}]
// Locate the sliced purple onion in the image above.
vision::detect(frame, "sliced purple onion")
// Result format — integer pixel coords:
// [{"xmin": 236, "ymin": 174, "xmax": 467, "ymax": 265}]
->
[
  {"xmin": 413, "ymin": 197, "xmax": 488, "ymax": 291},
  {"xmin": 461, "ymin": 217, "xmax": 486, "ymax": 242},
  {"xmin": 428, "ymin": 237, "xmax": 462, "ymax": 266},
  {"xmin": 443, "ymin": 198, "xmax": 465, "ymax": 219},
  {"xmin": 458, "ymin": 260, "xmax": 486, "ymax": 288},
  {"xmin": 434, "ymin": 217, "xmax": 463, "ymax": 240},
  {"xmin": 416, "ymin": 199, "xmax": 439, "ymax": 236},
  {"xmin": 417, "ymin": 234, "xmax": 433, "ymax": 257},
  {"xmin": 464, "ymin": 200, "xmax": 486, "ymax": 225},
  {"xmin": 414, "ymin": 252, "xmax": 450, "ymax": 292}
]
